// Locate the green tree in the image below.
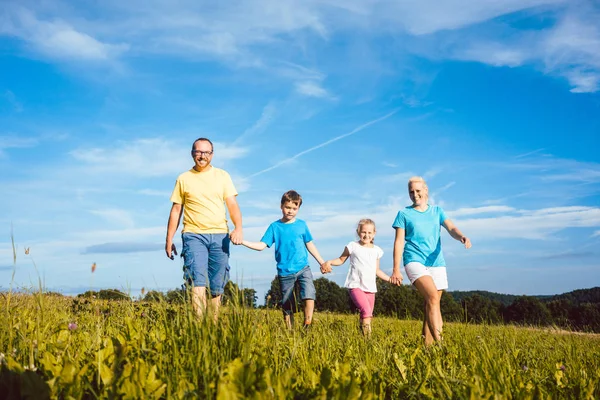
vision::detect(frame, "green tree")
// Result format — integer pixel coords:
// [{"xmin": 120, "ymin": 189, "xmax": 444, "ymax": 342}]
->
[
  {"xmin": 313, "ymin": 278, "xmax": 351, "ymax": 313},
  {"xmin": 461, "ymin": 294, "xmax": 503, "ymax": 324},
  {"xmin": 143, "ymin": 290, "xmax": 166, "ymax": 302},
  {"xmin": 504, "ymin": 296, "xmax": 552, "ymax": 326}
]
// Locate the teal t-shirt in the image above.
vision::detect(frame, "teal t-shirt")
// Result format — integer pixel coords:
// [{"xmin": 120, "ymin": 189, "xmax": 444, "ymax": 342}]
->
[
  {"xmin": 261, "ymin": 219, "xmax": 313, "ymax": 276},
  {"xmin": 392, "ymin": 205, "xmax": 448, "ymax": 267}
]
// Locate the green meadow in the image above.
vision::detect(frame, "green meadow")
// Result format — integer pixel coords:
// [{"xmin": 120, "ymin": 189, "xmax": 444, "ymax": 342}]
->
[{"xmin": 1, "ymin": 292, "xmax": 599, "ymax": 399}]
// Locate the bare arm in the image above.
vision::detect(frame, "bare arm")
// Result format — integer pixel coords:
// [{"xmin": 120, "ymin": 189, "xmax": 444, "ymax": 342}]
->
[
  {"xmin": 327, "ymin": 247, "xmax": 350, "ymax": 266},
  {"xmin": 225, "ymin": 195, "xmax": 243, "ymax": 245},
  {"xmin": 375, "ymin": 258, "xmax": 391, "ymax": 282},
  {"xmin": 391, "ymin": 228, "xmax": 405, "ymax": 284},
  {"xmin": 241, "ymin": 240, "xmax": 267, "ymax": 251},
  {"xmin": 443, "ymin": 219, "xmax": 472, "ymax": 249},
  {"xmin": 165, "ymin": 203, "xmax": 183, "ymax": 259},
  {"xmin": 305, "ymin": 241, "xmax": 326, "ymax": 266}
]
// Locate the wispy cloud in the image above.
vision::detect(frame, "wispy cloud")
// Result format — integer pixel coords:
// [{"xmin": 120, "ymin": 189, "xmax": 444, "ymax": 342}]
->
[
  {"xmin": 2, "ymin": 6, "xmax": 128, "ymax": 62},
  {"xmin": 295, "ymin": 81, "xmax": 334, "ymax": 99},
  {"xmin": 89, "ymin": 208, "xmax": 135, "ymax": 229},
  {"xmin": 2, "ymin": 90, "xmax": 23, "ymax": 112},
  {"xmin": 593, "ymin": 230, "xmax": 600, "ymax": 237},
  {"xmin": 246, "ymin": 109, "xmax": 399, "ymax": 178},
  {"xmin": 233, "ymin": 102, "xmax": 276, "ymax": 145},
  {"xmin": 0, "ymin": 135, "xmax": 38, "ymax": 156},
  {"xmin": 83, "ymin": 242, "xmax": 161, "ymax": 254},
  {"xmin": 69, "ymin": 138, "xmax": 248, "ymax": 178},
  {"xmin": 450, "ymin": 205, "xmax": 516, "ymax": 217},
  {"xmin": 514, "ymin": 148, "xmax": 546, "ymax": 159}
]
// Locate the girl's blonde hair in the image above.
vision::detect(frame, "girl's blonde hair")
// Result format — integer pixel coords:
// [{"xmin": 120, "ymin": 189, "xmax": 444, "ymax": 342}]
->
[
  {"xmin": 408, "ymin": 176, "xmax": 428, "ymax": 189},
  {"xmin": 356, "ymin": 218, "xmax": 376, "ymax": 243}
]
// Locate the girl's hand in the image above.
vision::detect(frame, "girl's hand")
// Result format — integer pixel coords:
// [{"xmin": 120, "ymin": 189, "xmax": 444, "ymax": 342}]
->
[
  {"xmin": 461, "ymin": 236, "xmax": 472, "ymax": 249},
  {"xmin": 390, "ymin": 271, "xmax": 403, "ymax": 285}
]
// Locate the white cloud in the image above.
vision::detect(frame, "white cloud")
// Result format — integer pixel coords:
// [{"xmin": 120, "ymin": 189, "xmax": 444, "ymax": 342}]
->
[
  {"xmin": 592, "ymin": 230, "xmax": 600, "ymax": 237},
  {"xmin": 3, "ymin": 90, "xmax": 23, "ymax": 112},
  {"xmin": 449, "ymin": 205, "xmax": 516, "ymax": 217},
  {"xmin": 458, "ymin": 206, "xmax": 600, "ymax": 240},
  {"xmin": 295, "ymin": 81, "xmax": 333, "ymax": 98},
  {"xmin": 233, "ymin": 102, "xmax": 277, "ymax": 145},
  {"xmin": 2, "ymin": 6, "xmax": 128, "ymax": 62},
  {"xmin": 0, "ymin": 135, "xmax": 38, "ymax": 156},
  {"xmin": 69, "ymin": 138, "xmax": 249, "ymax": 178},
  {"xmin": 90, "ymin": 208, "xmax": 135, "ymax": 229}
]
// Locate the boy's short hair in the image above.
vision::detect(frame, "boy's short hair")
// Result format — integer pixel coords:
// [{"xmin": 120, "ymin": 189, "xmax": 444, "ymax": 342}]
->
[{"xmin": 281, "ymin": 190, "xmax": 303, "ymax": 207}]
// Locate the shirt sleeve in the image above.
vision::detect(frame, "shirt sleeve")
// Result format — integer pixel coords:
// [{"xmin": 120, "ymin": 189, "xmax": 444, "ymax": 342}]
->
[
  {"xmin": 438, "ymin": 207, "xmax": 448, "ymax": 224},
  {"xmin": 170, "ymin": 178, "xmax": 184, "ymax": 204},
  {"xmin": 346, "ymin": 242, "xmax": 354, "ymax": 255},
  {"xmin": 392, "ymin": 211, "xmax": 405, "ymax": 229},
  {"xmin": 260, "ymin": 224, "xmax": 275, "ymax": 248},
  {"xmin": 303, "ymin": 222, "xmax": 314, "ymax": 243},
  {"xmin": 376, "ymin": 246, "xmax": 384, "ymax": 259},
  {"xmin": 222, "ymin": 171, "xmax": 238, "ymax": 199}
]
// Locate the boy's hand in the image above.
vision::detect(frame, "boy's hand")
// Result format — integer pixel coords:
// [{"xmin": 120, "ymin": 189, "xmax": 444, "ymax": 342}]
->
[
  {"xmin": 320, "ymin": 261, "xmax": 332, "ymax": 274},
  {"xmin": 461, "ymin": 236, "xmax": 472, "ymax": 249}
]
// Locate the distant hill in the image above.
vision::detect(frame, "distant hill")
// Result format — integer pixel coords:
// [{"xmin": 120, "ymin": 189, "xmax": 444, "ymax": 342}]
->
[{"xmin": 448, "ymin": 287, "xmax": 600, "ymax": 306}]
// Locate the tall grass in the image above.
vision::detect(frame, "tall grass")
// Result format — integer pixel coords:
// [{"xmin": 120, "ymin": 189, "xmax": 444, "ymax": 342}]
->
[{"xmin": 1, "ymin": 290, "xmax": 599, "ymax": 399}]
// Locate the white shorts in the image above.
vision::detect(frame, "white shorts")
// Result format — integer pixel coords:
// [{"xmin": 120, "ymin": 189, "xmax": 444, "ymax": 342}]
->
[{"xmin": 404, "ymin": 262, "xmax": 448, "ymax": 290}]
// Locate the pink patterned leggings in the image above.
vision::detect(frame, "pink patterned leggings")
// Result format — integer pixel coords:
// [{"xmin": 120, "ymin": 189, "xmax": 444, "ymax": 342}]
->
[{"xmin": 349, "ymin": 288, "xmax": 376, "ymax": 319}]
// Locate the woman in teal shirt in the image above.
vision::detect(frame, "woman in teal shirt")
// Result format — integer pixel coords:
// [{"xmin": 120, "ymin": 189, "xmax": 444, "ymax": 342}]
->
[{"xmin": 391, "ymin": 177, "xmax": 472, "ymax": 345}]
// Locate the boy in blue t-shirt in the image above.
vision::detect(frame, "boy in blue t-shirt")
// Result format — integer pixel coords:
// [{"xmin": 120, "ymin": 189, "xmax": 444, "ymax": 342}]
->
[{"xmin": 240, "ymin": 190, "xmax": 326, "ymax": 329}]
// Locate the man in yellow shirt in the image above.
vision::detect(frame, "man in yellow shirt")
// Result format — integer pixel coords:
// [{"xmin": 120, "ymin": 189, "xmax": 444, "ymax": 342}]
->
[{"xmin": 165, "ymin": 137, "xmax": 243, "ymax": 319}]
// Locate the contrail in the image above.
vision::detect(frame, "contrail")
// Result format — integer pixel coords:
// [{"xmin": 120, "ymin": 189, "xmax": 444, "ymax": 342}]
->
[{"xmin": 246, "ymin": 109, "xmax": 399, "ymax": 179}]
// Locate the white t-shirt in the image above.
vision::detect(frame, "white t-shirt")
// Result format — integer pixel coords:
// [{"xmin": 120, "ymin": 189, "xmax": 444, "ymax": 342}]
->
[{"xmin": 343, "ymin": 241, "xmax": 384, "ymax": 292}]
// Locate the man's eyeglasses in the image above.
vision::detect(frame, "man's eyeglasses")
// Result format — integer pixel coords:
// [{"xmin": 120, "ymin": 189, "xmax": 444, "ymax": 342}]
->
[{"xmin": 192, "ymin": 150, "xmax": 213, "ymax": 156}]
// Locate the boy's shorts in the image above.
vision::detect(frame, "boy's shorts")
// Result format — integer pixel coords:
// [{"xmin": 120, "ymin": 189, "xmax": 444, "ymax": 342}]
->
[
  {"xmin": 182, "ymin": 232, "xmax": 230, "ymax": 296},
  {"xmin": 278, "ymin": 266, "xmax": 316, "ymax": 315},
  {"xmin": 404, "ymin": 262, "xmax": 448, "ymax": 290}
]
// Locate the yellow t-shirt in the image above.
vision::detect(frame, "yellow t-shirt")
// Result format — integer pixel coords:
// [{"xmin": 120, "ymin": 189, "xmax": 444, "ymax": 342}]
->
[{"xmin": 170, "ymin": 167, "xmax": 238, "ymax": 234}]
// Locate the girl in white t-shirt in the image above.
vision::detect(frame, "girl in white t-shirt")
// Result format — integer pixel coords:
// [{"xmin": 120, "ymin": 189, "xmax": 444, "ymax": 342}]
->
[{"xmin": 322, "ymin": 219, "xmax": 392, "ymax": 335}]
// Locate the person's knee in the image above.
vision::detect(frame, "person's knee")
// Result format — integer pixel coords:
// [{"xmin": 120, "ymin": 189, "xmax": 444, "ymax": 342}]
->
[{"xmin": 426, "ymin": 293, "xmax": 440, "ymax": 308}]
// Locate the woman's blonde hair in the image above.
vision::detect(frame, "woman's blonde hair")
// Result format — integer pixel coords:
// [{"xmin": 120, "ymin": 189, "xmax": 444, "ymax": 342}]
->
[
  {"xmin": 356, "ymin": 218, "xmax": 376, "ymax": 243},
  {"xmin": 407, "ymin": 176, "xmax": 428, "ymax": 189}
]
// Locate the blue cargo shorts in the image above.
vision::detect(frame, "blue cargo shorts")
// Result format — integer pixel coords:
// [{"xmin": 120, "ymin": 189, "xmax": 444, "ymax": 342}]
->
[
  {"xmin": 279, "ymin": 266, "xmax": 316, "ymax": 315},
  {"xmin": 181, "ymin": 233, "xmax": 230, "ymax": 296}
]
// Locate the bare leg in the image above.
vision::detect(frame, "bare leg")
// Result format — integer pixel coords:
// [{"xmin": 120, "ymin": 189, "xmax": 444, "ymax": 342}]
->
[
  {"xmin": 361, "ymin": 317, "xmax": 372, "ymax": 337},
  {"xmin": 421, "ymin": 290, "xmax": 444, "ymax": 345},
  {"xmin": 191, "ymin": 286, "xmax": 207, "ymax": 318},
  {"xmin": 283, "ymin": 313, "xmax": 293, "ymax": 330},
  {"xmin": 413, "ymin": 277, "xmax": 443, "ymax": 345},
  {"xmin": 210, "ymin": 295, "xmax": 221, "ymax": 322},
  {"xmin": 304, "ymin": 299, "xmax": 314, "ymax": 325}
]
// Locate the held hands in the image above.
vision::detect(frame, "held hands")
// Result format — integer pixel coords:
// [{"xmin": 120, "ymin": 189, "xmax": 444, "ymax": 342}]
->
[
  {"xmin": 165, "ymin": 242, "xmax": 178, "ymax": 260},
  {"xmin": 461, "ymin": 236, "xmax": 472, "ymax": 249},
  {"xmin": 229, "ymin": 228, "xmax": 243, "ymax": 245},
  {"xmin": 320, "ymin": 261, "xmax": 333, "ymax": 274},
  {"xmin": 389, "ymin": 271, "xmax": 403, "ymax": 286}
]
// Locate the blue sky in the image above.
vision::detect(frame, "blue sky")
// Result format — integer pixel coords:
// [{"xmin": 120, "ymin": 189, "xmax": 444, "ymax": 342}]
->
[{"xmin": 1, "ymin": 0, "xmax": 599, "ymax": 302}]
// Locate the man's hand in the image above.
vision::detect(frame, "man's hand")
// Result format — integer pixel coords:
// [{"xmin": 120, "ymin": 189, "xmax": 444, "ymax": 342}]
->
[
  {"xmin": 230, "ymin": 228, "xmax": 243, "ymax": 245},
  {"xmin": 165, "ymin": 241, "xmax": 178, "ymax": 260},
  {"xmin": 390, "ymin": 270, "xmax": 403, "ymax": 285}
]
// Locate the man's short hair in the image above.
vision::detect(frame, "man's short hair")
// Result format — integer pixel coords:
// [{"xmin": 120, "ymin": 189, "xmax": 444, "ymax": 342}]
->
[
  {"xmin": 281, "ymin": 190, "xmax": 303, "ymax": 207},
  {"xmin": 192, "ymin": 137, "xmax": 214, "ymax": 151}
]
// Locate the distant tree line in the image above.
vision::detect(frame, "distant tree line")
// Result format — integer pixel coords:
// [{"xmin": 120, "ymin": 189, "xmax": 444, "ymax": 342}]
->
[
  {"xmin": 264, "ymin": 279, "xmax": 600, "ymax": 333},
  {"xmin": 66, "ymin": 281, "xmax": 600, "ymax": 332}
]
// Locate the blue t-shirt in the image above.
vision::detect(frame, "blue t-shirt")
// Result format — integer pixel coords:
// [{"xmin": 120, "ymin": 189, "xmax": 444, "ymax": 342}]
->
[
  {"xmin": 260, "ymin": 219, "xmax": 314, "ymax": 276},
  {"xmin": 392, "ymin": 205, "xmax": 448, "ymax": 267}
]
